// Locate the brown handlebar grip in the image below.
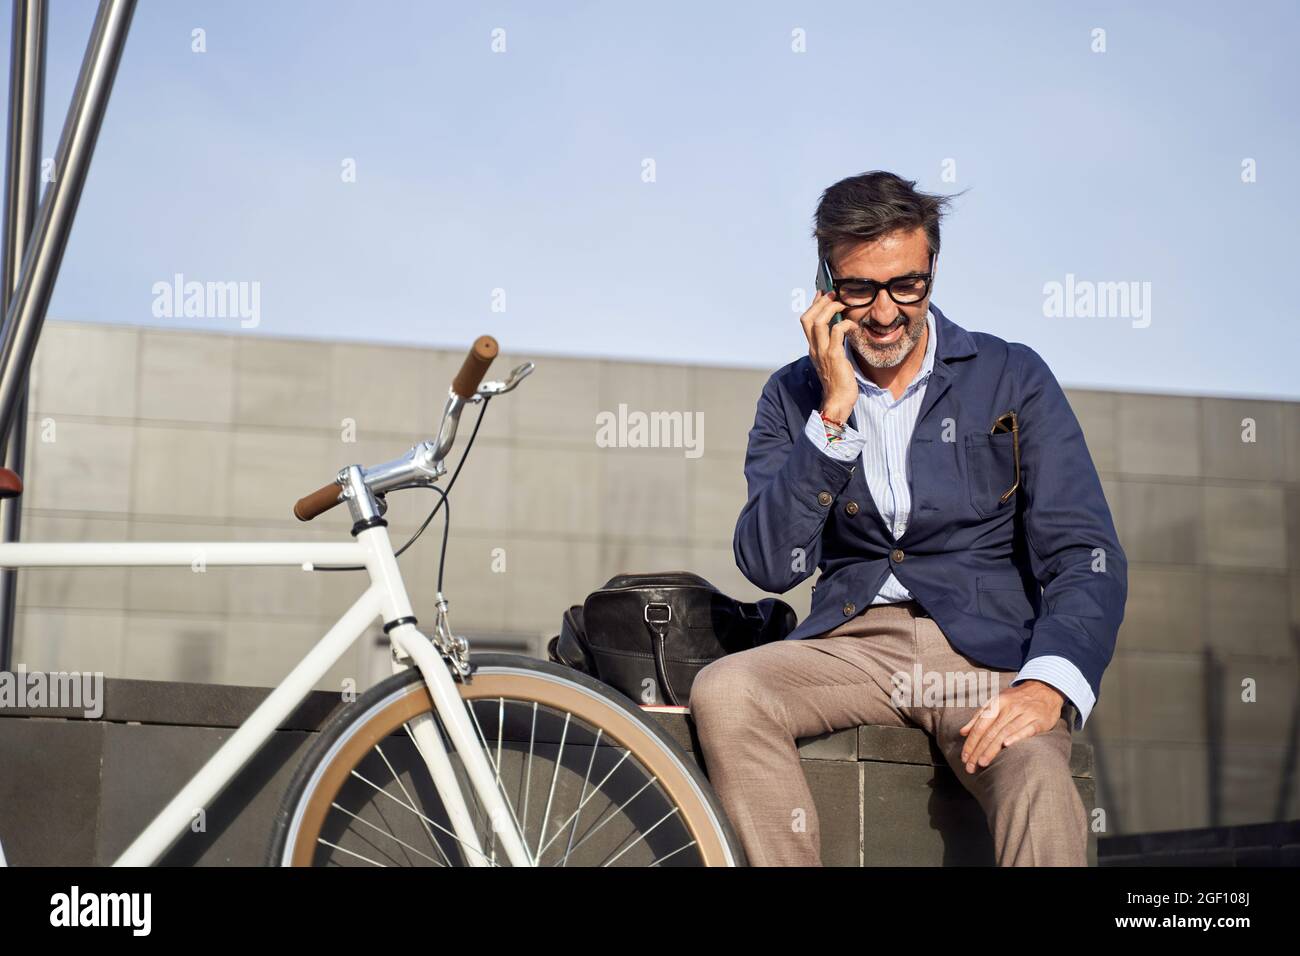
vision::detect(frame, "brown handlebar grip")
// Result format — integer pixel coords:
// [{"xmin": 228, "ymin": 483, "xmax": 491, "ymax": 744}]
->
[
  {"xmin": 451, "ymin": 335, "xmax": 499, "ymax": 399},
  {"xmin": 294, "ymin": 481, "xmax": 344, "ymax": 522}
]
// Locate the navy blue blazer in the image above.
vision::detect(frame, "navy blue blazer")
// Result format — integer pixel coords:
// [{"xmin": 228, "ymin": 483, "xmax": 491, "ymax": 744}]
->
[{"xmin": 732, "ymin": 303, "xmax": 1127, "ymax": 704}]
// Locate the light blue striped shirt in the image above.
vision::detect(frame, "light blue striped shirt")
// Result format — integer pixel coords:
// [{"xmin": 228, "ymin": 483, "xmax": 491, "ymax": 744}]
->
[
  {"xmin": 803, "ymin": 309, "xmax": 937, "ymax": 603},
  {"xmin": 802, "ymin": 309, "xmax": 1095, "ymax": 730}
]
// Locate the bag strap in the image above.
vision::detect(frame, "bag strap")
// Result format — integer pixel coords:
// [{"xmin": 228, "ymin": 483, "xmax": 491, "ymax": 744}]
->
[{"xmin": 643, "ymin": 602, "xmax": 682, "ymax": 707}]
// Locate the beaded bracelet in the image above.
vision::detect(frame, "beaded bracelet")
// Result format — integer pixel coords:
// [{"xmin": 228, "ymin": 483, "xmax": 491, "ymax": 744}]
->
[
  {"xmin": 821, "ymin": 411, "xmax": 847, "ymax": 444},
  {"xmin": 820, "ymin": 411, "xmax": 847, "ymax": 429}
]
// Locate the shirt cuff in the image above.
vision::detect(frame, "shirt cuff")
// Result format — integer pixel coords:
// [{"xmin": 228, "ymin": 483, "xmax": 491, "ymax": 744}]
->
[
  {"xmin": 803, "ymin": 408, "xmax": 865, "ymax": 462},
  {"xmin": 1012, "ymin": 655, "xmax": 1096, "ymax": 731}
]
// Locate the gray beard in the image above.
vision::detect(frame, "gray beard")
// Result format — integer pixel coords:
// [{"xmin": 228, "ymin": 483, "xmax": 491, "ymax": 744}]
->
[{"xmin": 846, "ymin": 312, "xmax": 926, "ymax": 369}]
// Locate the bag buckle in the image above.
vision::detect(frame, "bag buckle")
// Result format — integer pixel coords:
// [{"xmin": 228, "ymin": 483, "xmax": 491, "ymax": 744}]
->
[
  {"xmin": 644, "ymin": 603, "xmax": 672, "ymax": 625},
  {"xmin": 738, "ymin": 603, "xmax": 764, "ymax": 624}
]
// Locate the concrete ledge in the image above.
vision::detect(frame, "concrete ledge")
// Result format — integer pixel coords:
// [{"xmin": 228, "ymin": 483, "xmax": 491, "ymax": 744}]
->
[
  {"xmin": 0, "ymin": 675, "xmax": 1096, "ymax": 866},
  {"xmin": 0, "ymin": 676, "xmax": 343, "ymax": 865},
  {"xmin": 0, "ymin": 675, "xmax": 343, "ymax": 730}
]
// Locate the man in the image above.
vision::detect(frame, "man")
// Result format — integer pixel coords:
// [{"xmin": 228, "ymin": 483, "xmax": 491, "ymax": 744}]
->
[{"xmin": 689, "ymin": 170, "xmax": 1126, "ymax": 867}]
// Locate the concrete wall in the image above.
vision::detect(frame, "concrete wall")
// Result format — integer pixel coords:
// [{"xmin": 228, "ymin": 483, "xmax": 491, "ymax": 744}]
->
[{"xmin": 11, "ymin": 319, "xmax": 1300, "ymax": 836}]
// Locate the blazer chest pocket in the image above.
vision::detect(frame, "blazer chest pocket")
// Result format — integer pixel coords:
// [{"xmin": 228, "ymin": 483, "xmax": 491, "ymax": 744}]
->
[{"xmin": 964, "ymin": 431, "xmax": 1017, "ymax": 518}]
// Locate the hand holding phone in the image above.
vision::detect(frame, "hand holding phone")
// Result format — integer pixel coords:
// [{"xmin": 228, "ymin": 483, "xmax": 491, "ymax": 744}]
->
[{"xmin": 802, "ymin": 262, "xmax": 856, "ymax": 421}]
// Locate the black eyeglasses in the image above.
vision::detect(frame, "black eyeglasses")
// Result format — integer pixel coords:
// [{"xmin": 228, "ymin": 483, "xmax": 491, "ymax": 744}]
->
[
  {"xmin": 991, "ymin": 409, "xmax": 1020, "ymax": 503},
  {"xmin": 822, "ymin": 253, "xmax": 936, "ymax": 308}
]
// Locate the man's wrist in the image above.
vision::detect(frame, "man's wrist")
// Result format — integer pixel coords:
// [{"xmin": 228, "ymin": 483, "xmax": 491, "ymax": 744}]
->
[
  {"xmin": 821, "ymin": 398, "xmax": 855, "ymax": 424},
  {"xmin": 1022, "ymin": 679, "xmax": 1066, "ymax": 709}
]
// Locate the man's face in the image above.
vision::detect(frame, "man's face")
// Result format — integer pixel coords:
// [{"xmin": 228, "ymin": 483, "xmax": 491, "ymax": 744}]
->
[{"xmin": 830, "ymin": 227, "xmax": 932, "ymax": 370}]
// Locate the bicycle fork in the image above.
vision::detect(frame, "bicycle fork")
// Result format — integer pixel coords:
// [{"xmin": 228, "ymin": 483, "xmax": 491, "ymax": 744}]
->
[
  {"xmin": 387, "ymin": 624, "xmax": 534, "ymax": 867},
  {"xmin": 360, "ymin": 522, "xmax": 533, "ymax": 868}
]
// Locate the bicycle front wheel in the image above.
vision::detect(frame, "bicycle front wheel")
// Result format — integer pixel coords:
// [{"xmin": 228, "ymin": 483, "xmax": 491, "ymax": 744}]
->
[{"xmin": 267, "ymin": 653, "xmax": 745, "ymax": 866}]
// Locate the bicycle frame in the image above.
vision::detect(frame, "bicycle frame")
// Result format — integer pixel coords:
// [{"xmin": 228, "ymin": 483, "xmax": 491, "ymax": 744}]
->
[{"xmin": 0, "ymin": 523, "xmax": 534, "ymax": 867}]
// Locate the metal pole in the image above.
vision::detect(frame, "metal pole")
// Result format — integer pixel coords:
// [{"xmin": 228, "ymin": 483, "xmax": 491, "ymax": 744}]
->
[
  {"xmin": 0, "ymin": 0, "xmax": 48, "ymax": 670},
  {"xmin": 0, "ymin": 0, "xmax": 134, "ymax": 668},
  {"xmin": 0, "ymin": 0, "xmax": 135, "ymax": 442}
]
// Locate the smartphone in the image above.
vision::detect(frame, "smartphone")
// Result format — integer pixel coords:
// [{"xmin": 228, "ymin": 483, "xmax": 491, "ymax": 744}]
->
[{"xmin": 815, "ymin": 258, "xmax": 842, "ymax": 328}]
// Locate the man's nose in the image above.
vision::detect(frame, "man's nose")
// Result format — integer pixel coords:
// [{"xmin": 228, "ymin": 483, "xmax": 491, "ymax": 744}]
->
[{"xmin": 867, "ymin": 294, "xmax": 901, "ymax": 325}]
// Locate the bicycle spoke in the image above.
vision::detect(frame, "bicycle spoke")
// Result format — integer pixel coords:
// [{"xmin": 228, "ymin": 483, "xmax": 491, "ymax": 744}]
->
[
  {"xmin": 401, "ymin": 718, "xmax": 486, "ymax": 862},
  {"xmin": 534, "ymin": 752, "xmax": 646, "ymax": 860},
  {"xmin": 377, "ymin": 738, "xmax": 452, "ymax": 867},
  {"xmin": 490, "ymin": 696, "xmax": 504, "ymax": 865},
  {"xmin": 521, "ymin": 701, "xmax": 537, "ymax": 850},
  {"xmin": 647, "ymin": 839, "xmax": 701, "ymax": 867},
  {"xmin": 329, "ymin": 801, "xmax": 447, "ymax": 867},
  {"xmin": 537, "ymin": 712, "xmax": 571, "ymax": 854},
  {"xmin": 559, "ymin": 727, "xmax": 603, "ymax": 867},
  {"xmin": 400, "ymin": 704, "xmax": 521, "ymax": 866},
  {"xmin": 463, "ymin": 697, "xmax": 536, "ymax": 865},
  {"xmin": 318, "ymin": 837, "xmax": 387, "ymax": 867},
  {"xmin": 349, "ymin": 767, "xmax": 499, "ymax": 866},
  {"xmin": 601, "ymin": 805, "xmax": 684, "ymax": 867}
]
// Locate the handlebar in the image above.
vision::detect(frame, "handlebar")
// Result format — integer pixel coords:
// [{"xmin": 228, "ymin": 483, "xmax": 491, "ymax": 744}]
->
[
  {"xmin": 293, "ymin": 335, "xmax": 533, "ymax": 523},
  {"xmin": 452, "ymin": 335, "xmax": 498, "ymax": 398},
  {"xmin": 293, "ymin": 480, "xmax": 345, "ymax": 522}
]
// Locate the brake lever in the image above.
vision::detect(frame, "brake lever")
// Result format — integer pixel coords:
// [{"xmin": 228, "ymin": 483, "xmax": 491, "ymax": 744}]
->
[{"xmin": 472, "ymin": 361, "xmax": 535, "ymax": 399}]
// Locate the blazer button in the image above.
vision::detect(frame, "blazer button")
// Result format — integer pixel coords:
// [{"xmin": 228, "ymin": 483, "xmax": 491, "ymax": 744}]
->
[
  {"xmin": 842, "ymin": 602, "xmax": 856, "ymax": 617},
  {"xmin": 817, "ymin": 491, "xmax": 832, "ymax": 507},
  {"xmin": 891, "ymin": 548, "xmax": 905, "ymax": 562},
  {"xmin": 845, "ymin": 500, "xmax": 859, "ymax": 516}
]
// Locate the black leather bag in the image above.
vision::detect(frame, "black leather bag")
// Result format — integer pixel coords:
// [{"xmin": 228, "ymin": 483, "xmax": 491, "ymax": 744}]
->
[{"xmin": 546, "ymin": 571, "xmax": 797, "ymax": 706}]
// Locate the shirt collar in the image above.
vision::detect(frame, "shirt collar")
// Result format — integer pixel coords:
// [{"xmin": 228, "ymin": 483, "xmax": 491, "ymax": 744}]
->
[{"xmin": 843, "ymin": 307, "xmax": 938, "ymax": 394}]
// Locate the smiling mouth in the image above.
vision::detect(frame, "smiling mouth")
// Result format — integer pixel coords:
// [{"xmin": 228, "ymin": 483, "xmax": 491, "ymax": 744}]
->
[{"xmin": 863, "ymin": 317, "xmax": 905, "ymax": 341}]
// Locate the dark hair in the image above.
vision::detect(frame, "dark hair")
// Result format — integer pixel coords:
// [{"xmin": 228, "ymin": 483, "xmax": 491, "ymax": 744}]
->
[{"xmin": 812, "ymin": 171, "xmax": 961, "ymax": 265}]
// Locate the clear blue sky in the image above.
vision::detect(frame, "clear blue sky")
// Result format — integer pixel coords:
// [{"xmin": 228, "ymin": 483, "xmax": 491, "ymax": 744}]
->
[{"xmin": 6, "ymin": 0, "xmax": 1298, "ymax": 398}]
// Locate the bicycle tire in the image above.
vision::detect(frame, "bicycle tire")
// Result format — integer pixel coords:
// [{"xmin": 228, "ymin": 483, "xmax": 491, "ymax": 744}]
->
[{"xmin": 267, "ymin": 652, "xmax": 747, "ymax": 866}]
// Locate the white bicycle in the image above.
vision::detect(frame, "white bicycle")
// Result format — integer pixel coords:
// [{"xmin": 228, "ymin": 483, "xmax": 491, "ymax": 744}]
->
[{"xmin": 0, "ymin": 336, "xmax": 744, "ymax": 867}]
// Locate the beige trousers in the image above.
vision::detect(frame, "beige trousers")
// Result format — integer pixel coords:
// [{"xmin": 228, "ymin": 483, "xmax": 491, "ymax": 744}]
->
[{"xmin": 688, "ymin": 600, "xmax": 1087, "ymax": 866}]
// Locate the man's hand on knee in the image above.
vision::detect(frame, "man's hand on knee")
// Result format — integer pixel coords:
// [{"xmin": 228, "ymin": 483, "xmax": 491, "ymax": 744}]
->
[{"xmin": 958, "ymin": 680, "xmax": 1064, "ymax": 774}]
